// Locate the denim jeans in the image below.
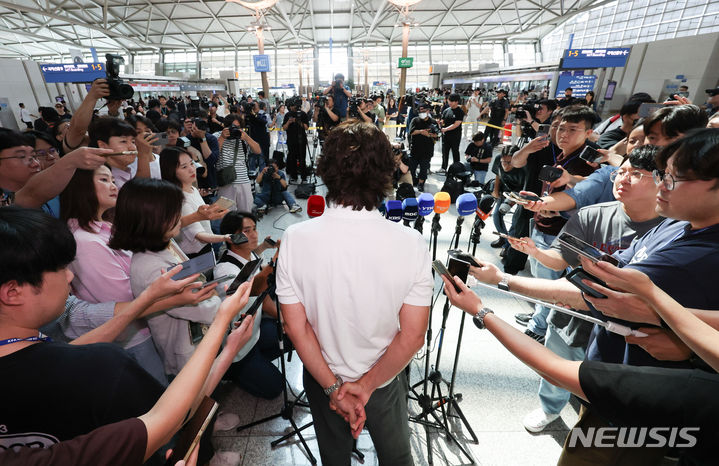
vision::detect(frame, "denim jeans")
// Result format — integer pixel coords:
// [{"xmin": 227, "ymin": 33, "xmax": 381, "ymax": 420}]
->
[
  {"xmin": 247, "ymin": 152, "xmax": 265, "ymax": 174},
  {"xmin": 527, "ymin": 221, "xmax": 563, "ymax": 336},
  {"xmin": 253, "ymin": 189, "xmax": 297, "ymax": 208},
  {"xmin": 492, "ymin": 200, "xmax": 515, "ymax": 250},
  {"xmin": 538, "ymin": 324, "xmax": 585, "ymax": 414}
]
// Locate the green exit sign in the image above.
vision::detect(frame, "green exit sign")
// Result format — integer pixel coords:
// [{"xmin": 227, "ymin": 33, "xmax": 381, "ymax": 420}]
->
[{"xmin": 398, "ymin": 57, "xmax": 414, "ymax": 68}]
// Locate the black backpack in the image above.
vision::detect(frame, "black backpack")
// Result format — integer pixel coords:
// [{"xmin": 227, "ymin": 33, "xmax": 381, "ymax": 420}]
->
[
  {"xmin": 294, "ymin": 183, "xmax": 315, "ymax": 199},
  {"xmin": 441, "ymin": 177, "xmax": 465, "ymax": 202}
]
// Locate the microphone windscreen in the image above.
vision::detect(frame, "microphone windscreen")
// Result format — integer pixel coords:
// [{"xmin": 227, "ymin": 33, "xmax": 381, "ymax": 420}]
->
[
  {"xmin": 402, "ymin": 197, "xmax": 418, "ymax": 221},
  {"xmin": 456, "ymin": 192, "xmax": 478, "ymax": 216},
  {"xmin": 477, "ymin": 194, "xmax": 496, "ymax": 221},
  {"xmin": 307, "ymin": 195, "xmax": 325, "ymax": 218},
  {"xmin": 385, "ymin": 200, "xmax": 403, "ymax": 222},
  {"xmin": 433, "ymin": 192, "xmax": 451, "ymax": 214},
  {"xmin": 417, "ymin": 193, "xmax": 434, "ymax": 216}
]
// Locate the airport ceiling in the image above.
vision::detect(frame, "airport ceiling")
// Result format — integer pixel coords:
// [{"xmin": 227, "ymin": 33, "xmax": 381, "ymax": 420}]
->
[{"xmin": 0, "ymin": 0, "xmax": 604, "ymax": 58}]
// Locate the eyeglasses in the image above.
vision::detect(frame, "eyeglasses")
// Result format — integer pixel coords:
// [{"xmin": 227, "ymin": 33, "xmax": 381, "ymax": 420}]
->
[
  {"xmin": 652, "ymin": 170, "xmax": 705, "ymax": 191},
  {"xmin": 35, "ymin": 148, "xmax": 58, "ymax": 159},
  {"xmin": 0, "ymin": 152, "xmax": 40, "ymax": 165},
  {"xmin": 610, "ymin": 169, "xmax": 651, "ymax": 183}
]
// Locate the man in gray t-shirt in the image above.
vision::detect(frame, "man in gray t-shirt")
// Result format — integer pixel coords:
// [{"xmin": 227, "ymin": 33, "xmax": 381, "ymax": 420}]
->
[{"xmin": 514, "ymin": 147, "xmax": 664, "ymax": 432}]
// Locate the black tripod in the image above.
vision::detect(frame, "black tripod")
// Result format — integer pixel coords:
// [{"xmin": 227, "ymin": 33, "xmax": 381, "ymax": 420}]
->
[
  {"xmin": 235, "ymin": 262, "xmax": 317, "ymax": 463},
  {"xmin": 409, "ymin": 215, "xmax": 478, "ymax": 465}
]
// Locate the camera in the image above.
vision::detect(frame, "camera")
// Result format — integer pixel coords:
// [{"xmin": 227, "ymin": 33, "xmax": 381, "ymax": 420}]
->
[
  {"xmin": 105, "ymin": 54, "xmax": 134, "ymax": 100},
  {"xmin": 192, "ymin": 118, "xmax": 208, "ymax": 132},
  {"xmin": 241, "ymin": 101, "xmax": 255, "ymax": 116},
  {"xmin": 286, "ymin": 96, "xmax": 301, "ymax": 109},
  {"xmin": 265, "ymin": 165, "xmax": 275, "ymax": 177},
  {"xmin": 193, "ymin": 161, "xmax": 206, "ymax": 176},
  {"xmin": 227, "ymin": 126, "xmax": 243, "ymax": 140},
  {"xmin": 176, "ymin": 136, "xmax": 191, "ymax": 148},
  {"xmin": 427, "ymin": 121, "xmax": 441, "ymax": 135},
  {"xmin": 348, "ymin": 97, "xmax": 361, "ymax": 119},
  {"xmin": 317, "ymin": 96, "xmax": 327, "ymax": 108}
]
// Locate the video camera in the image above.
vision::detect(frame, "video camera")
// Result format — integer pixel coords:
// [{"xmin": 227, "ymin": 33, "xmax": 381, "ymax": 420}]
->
[
  {"xmin": 105, "ymin": 54, "xmax": 134, "ymax": 100},
  {"xmin": 316, "ymin": 96, "xmax": 327, "ymax": 108},
  {"xmin": 286, "ymin": 96, "xmax": 301, "ymax": 109}
]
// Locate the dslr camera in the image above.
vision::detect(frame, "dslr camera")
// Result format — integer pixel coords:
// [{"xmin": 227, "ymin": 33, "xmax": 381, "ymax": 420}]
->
[
  {"xmin": 265, "ymin": 165, "xmax": 275, "ymax": 177},
  {"xmin": 105, "ymin": 54, "xmax": 134, "ymax": 100},
  {"xmin": 348, "ymin": 97, "xmax": 361, "ymax": 119},
  {"xmin": 227, "ymin": 126, "xmax": 243, "ymax": 140},
  {"xmin": 192, "ymin": 118, "xmax": 208, "ymax": 132},
  {"xmin": 316, "ymin": 96, "xmax": 327, "ymax": 108}
]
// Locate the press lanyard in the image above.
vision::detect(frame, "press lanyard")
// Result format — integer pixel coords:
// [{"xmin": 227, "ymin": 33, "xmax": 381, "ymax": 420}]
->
[{"xmin": 0, "ymin": 334, "xmax": 52, "ymax": 346}]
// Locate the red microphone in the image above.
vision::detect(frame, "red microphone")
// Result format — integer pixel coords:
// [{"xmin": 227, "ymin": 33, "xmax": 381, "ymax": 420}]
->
[{"xmin": 307, "ymin": 195, "xmax": 325, "ymax": 218}]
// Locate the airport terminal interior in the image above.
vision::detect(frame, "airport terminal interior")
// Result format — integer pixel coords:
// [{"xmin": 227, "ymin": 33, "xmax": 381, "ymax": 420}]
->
[{"xmin": 1, "ymin": 0, "xmax": 719, "ymax": 465}]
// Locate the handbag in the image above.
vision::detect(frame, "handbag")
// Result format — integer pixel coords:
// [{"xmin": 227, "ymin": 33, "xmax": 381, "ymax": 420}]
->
[{"xmin": 217, "ymin": 141, "xmax": 239, "ymax": 186}]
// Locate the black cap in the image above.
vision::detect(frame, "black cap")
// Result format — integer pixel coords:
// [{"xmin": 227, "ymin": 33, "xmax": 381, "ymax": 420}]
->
[
  {"xmin": 706, "ymin": 87, "xmax": 719, "ymax": 96},
  {"xmin": 497, "ymin": 89, "xmax": 508, "ymax": 95}
]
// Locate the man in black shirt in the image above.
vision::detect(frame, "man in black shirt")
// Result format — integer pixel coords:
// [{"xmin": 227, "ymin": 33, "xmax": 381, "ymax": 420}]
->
[
  {"xmin": 407, "ymin": 102, "xmax": 439, "ymax": 192},
  {"xmin": 316, "ymin": 95, "xmax": 340, "ymax": 142},
  {"xmin": 283, "ymin": 98, "xmax": 310, "ymax": 182},
  {"xmin": 597, "ymin": 100, "xmax": 640, "ymax": 149},
  {"xmin": 439, "ymin": 93, "xmax": 464, "ymax": 173},
  {"xmin": 483, "ymin": 89, "xmax": 510, "ymax": 146},
  {"xmin": 557, "ymin": 87, "xmax": 576, "ymax": 108},
  {"xmin": 464, "ymin": 131, "xmax": 493, "ymax": 183}
]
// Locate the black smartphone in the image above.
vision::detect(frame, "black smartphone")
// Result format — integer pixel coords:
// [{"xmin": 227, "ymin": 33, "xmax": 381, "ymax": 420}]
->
[
  {"xmin": 200, "ymin": 274, "xmax": 235, "ymax": 289},
  {"xmin": 447, "ymin": 257, "xmax": 470, "ymax": 283},
  {"xmin": 536, "ymin": 124, "xmax": 550, "ymax": 139},
  {"xmin": 557, "ymin": 232, "xmax": 620, "ymax": 266},
  {"xmin": 538, "ymin": 165, "xmax": 563, "ymax": 183},
  {"xmin": 171, "ymin": 251, "xmax": 216, "ymax": 280},
  {"xmin": 447, "ymin": 249, "xmax": 480, "ymax": 267},
  {"xmin": 230, "ymin": 233, "xmax": 248, "ymax": 245},
  {"xmin": 432, "ymin": 260, "xmax": 463, "ymax": 293},
  {"xmin": 579, "ymin": 145, "xmax": 603, "ymax": 164},
  {"xmin": 164, "ymin": 396, "xmax": 218, "ymax": 465},
  {"xmin": 565, "ymin": 267, "xmax": 608, "ymax": 299},
  {"xmin": 152, "ymin": 132, "xmax": 168, "ymax": 146},
  {"xmin": 492, "ymin": 231, "xmax": 527, "ymax": 244},
  {"xmin": 237, "ymin": 299, "xmax": 261, "ymax": 324},
  {"xmin": 510, "ymin": 191, "xmax": 542, "ymax": 202},
  {"xmin": 264, "ymin": 237, "xmax": 277, "ymax": 247},
  {"xmin": 225, "ymin": 259, "xmax": 262, "ymax": 295}
]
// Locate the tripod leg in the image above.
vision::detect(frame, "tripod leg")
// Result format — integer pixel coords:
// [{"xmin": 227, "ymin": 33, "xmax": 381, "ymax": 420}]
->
[
  {"xmin": 426, "ymin": 409, "xmax": 476, "ymax": 464},
  {"xmin": 449, "ymin": 399, "xmax": 479, "ymax": 444},
  {"xmin": 271, "ymin": 417, "xmax": 317, "ymax": 464}
]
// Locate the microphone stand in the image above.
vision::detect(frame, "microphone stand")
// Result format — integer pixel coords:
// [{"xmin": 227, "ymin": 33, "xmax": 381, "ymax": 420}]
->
[
  {"xmin": 408, "ymin": 212, "xmax": 476, "ymax": 465},
  {"xmin": 414, "ymin": 215, "xmax": 425, "ymax": 234}
]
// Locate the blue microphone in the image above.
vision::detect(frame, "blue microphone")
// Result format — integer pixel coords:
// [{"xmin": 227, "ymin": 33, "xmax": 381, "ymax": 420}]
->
[
  {"xmin": 402, "ymin": 197, "xmax": 418, "ymax": 226},
  {"xmin": 385, "ymin": 200, "xmax": 403, "ymax": 222},
  {"xmin": 456, "ymin": 192, "xmax": 478, "ymax": 216},
  {"xmin": 417, "ymin": 193, "xmax": 434, "ymax": 217}
]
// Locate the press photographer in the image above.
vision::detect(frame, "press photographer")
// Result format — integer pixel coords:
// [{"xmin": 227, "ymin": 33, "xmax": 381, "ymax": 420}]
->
[
  {"xmin": 407, "ymin": 101, "xmax": 440, "ymax": 192},
  {"xmin": 253, "ymin": 159, "xmax": 303, "ymax": 214},
  {"xmin": 245, "ymin": 101, "xmax": 271, "ymax": 172},
  {"xmin": 282, "ymin": 97, "xmax": 310, "ymax": 182},
  {"xmin": 439, "ymin": 93, "xmax": 465, "ymax": 173},
  {"xmin": 185, "ymin": 115, "xmax": 220, "ymax": 198},
  {"xmin": 323, "ymin": 73, "xmax": 353, "ymax": 119},
  {"xmin": 215, "ymin": 113, "xmax": 262, "ymax": 212},
  {"xmin": 315, "ymin": 94, "xmax": 339, "ymax": 142}
]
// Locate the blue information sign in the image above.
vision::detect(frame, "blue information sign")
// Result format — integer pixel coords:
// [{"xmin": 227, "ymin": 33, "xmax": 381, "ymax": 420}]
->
[
  {"xmin": 40, "ymin": 62, "xmax": 106, "ymax": 83},
  {"xmin": 253, "ymin": 54, "xmax": 271, "ymax": 73},
  {"xmin": 555, "ymin": 73, "xmax": 597, "ymax": 98},
  {"xmin": 560, "ymin": 48, "xmax": 631, "ymax": 69}
]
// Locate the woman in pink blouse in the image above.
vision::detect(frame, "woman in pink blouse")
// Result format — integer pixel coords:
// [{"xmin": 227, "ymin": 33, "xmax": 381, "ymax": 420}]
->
[{"xmin": 60, "ymin": 165, "xmax": 167, "ymax": 384}]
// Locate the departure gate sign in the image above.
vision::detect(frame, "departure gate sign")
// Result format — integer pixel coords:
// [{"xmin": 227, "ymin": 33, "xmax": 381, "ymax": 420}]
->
[
  {"xmin": 560, "ymin": 48, "xmax": 631, "ymax": 69},
  {"xmin": 40, "ymin": 62, "xmax": 106, "ymax": 83}
]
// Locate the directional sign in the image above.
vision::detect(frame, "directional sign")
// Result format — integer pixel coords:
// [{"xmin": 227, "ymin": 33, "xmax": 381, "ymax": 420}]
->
[
  {"xmin": 555, "ymin": 73, "xmax": 597, "ymax": 98},
  {"xmin": 398, "ymin": 57, "xmax": 414, "ymax": 68},
  {"xmin": 253, "ymin": 54, "xmax": 271, "ymax": 73},
  {"xmin": 560, "ymin": 48, "xmax": 631, "ymax": 69},
  {"xmin": 40, "ymin": 62, "xmax": 106, "ymax": 83}
]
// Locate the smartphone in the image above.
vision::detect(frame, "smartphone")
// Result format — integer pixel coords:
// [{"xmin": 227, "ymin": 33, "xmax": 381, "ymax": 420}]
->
[
  {"xmin": 152, "ymin": 132, "xmax": 169, "ymax": 146},
  {"xmin": 447, "ymin": 257, "xmax": 470, "ymax": 283},
  {"xmin": 165, "ymin": 396, "xmax": 219, "ymax": 465},
  {"xmin": 200, "ymin": 274, "xmax": 235, "ymax": 289},
  {"xmin": 103, "ymin": 150, "xmax": 138, "ymax": 156},
  {"xmin": 432, "ymin": 260, "xmax": 463, "ymax": 293},
  {"xmin": 565, "ymin": 267, "xmax": 608, "ymax": 299},
  {"xmin": 510, "ymin": 191, "xmax": 542, "ymax": 202},
  {"xmin": 557, "ymin": 232, "xmax": 621, "ymax": 266},
  {"xmin": 638, "ymin": 103, "xmax": 664, "ymax": 118},
  {"xmin": 264, "ymin": 237, "xmax": 277, "ymax": 247},
  {"xmin": 447, "ymin": 249, "xmax": 480, "ymax": 267},
  {"xmin": 538, "ymin": 165, "xmax": 563, "ymax": 183},
  {"xmin": 213, "ymin": 196, "xmax": 236, "ymax": 211},
  {"xmin": 492, "ymin": 231, "xmax": 528, "ymax": 244},
  {"xmin": 536, "ymin": 124, "xmax": 550, "ymax": 139},
  {"xmin": 579, "ymin": 145, "xmax": 603, "ymax": 164},
  {"xmin": 171, "ymin": 251, "xmax": 216, "ymax": 281},
  {"xmin": 225, "ymin": 258, "xmax": 263, "ymax": 295},
  {"xmin": 230, "ymin": 233, "xmax": 248, "ymax": 245}
]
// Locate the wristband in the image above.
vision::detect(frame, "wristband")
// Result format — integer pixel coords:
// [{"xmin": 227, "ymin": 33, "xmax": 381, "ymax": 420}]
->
[{"xmin": 323, "ymin": 375, "xmax": 343, "ymax": 396}]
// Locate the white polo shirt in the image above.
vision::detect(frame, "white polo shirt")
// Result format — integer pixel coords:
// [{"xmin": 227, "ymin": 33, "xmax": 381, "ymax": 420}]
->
[{"xmin": 276, "ymin": 204, "xmax": 433, "ymax": 384}]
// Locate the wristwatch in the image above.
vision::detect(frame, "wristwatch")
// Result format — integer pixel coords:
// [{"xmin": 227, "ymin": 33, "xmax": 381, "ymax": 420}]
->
[
  {"xmin": 473, "ymin": 308, "xmax": 495, "ymax": 330},
  {"xmin": 498, "ymin": 273, "xmax": 510, "ymax": 291},
  {"xmin": 201, "ymin": 137, "xmax": 207, "ymax": 142},
  {"xmin": 323, "ymin": 375, "xmax": 343, "ymax": 396}
]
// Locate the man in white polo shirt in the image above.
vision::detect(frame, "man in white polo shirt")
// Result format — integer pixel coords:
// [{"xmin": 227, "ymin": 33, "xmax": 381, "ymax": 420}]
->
[{"xmin": 277, "ymin": 120, "xmax": 432, "ymax": 466}]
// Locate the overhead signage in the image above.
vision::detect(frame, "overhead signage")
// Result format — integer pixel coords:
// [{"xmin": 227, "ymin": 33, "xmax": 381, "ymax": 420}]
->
[
  {"xmin": 555, "ymin": 73, "xmax": 597, "ymax": 98},
  {"xmin": 560, "ymin": 48, "xmax": 631, "ymax": 69},
  {"xmin": 398, "ymin": 57, "xmax": 414, "ymax": 68},
  {"xmin": 40, "ymin": 62, "xmax": 106, "ymax": 83},
  {"xmin": 253, "ymin": 54, "xmax": 271, "ymax": 73}
]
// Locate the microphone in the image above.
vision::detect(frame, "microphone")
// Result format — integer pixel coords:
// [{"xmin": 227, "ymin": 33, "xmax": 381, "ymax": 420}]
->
[
  {"xmin": 307, "ymin": 195, "xmax": 325, "ymax": 218},
  {"xmin": 433, "ymin": 192, "xmax": 450, "ymax": 214},
  {"xmin": 385, "ymin": 200, "xmax": 403, "ymax": 222},
  {"xmin": 476, "ymin": 194, "xmax": 496, "ymax": 221},
  {"xmin": 456, "ymin": 193, "xmax": 478, "ymax": 217},
  {"xmin": 417, "ymin": 192, "xmax": 434, "ymax": 217},
  {"xmin": 402, "ymin": 197, "xmax": 418, "ymax": 226}
]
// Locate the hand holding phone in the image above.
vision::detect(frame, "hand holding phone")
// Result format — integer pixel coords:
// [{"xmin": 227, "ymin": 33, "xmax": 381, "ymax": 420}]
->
[
  {"xmin": 492, "ymin": 231, "xmax": 528, "ymax": 244},
  {"xmin": 213, "ymin": 196, "xmax": 236, "ymax": 211},
  {"xmin": 538, "ymin": 165, "xmax": 563, "ymax": 183},
  {"xmin": 432, "ymin": 260, "xmax": 463, "ymax": 293},
  {"xmin": 565, "ymin": 267, "xmax": 609, "ymax": 299},
  {"xmin": 579, "ymin": 145, "xmax": 604, "ymax": 164}
]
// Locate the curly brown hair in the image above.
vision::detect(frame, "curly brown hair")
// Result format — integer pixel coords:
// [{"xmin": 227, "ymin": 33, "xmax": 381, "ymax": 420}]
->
[{"xmin": 317, "ymin": 120, "xmax": 394, "ymax": 211}]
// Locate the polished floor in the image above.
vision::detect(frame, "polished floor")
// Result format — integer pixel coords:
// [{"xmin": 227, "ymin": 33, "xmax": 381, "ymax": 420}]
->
[{"xmin": 211, "ymin": 137, "xmax": 581, "ymax": 465}]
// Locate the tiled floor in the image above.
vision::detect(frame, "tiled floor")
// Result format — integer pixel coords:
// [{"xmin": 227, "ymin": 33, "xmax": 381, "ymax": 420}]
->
[{"xmin": 212, "ymin": 140, "xmax": 581, "ymax": 465}]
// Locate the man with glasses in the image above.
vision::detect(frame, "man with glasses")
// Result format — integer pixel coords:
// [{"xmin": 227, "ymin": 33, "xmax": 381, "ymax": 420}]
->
[
  {"xmin": 509, "ymin": 146, "xmax": 664, "ymax": 433},
  {"xmin": 468, "ymin": 128, "xmax": 719, "ymax": 464}
]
